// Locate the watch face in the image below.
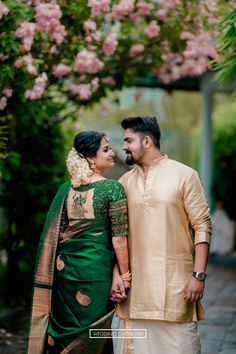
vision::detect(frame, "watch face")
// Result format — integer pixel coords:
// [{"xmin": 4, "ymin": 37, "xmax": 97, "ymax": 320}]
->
[
  {"xmin": 193, "ymin": 272, "xmax": 206, "ymax": 280},
  {"xmin": 197, "ymin": 272, "xmax": 206, "ymax": 280}
]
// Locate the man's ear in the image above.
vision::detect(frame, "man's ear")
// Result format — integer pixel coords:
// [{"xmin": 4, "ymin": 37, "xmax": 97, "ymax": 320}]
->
[{"xmin": 143, "ymin": 135, "xmax": 152, "ymax": 148}]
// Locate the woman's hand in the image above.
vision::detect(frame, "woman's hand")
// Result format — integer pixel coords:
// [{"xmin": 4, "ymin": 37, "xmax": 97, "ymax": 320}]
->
[{"xmin": 110, "ymin": 264, "xmax": 127, "ymax": 302}]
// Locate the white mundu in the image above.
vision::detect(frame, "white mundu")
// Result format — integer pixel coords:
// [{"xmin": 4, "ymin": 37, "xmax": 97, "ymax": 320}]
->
[{"xmin": 112, "ymin": 316, "xmax": 201, "ymax": 354}]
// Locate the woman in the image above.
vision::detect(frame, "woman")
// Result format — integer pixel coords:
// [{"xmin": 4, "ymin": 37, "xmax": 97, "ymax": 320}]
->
[{"xmin": 27, "ymin": 131, "xmax": 131, "ymax": 354}]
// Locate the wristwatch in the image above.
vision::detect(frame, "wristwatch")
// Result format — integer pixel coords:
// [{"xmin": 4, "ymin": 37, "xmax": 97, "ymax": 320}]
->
[{"xmin": 192, "ymin": 271, "xmax": 207, "ymax": 281}]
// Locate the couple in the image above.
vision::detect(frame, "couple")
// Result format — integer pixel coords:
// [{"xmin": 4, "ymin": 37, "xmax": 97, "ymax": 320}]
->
[{"xmin": 27, "ymin": 116, "xmax": 211, "ymax": 354}]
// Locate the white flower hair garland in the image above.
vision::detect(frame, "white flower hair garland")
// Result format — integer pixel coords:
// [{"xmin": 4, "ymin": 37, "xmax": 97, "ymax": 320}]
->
[{"xmin": 66, "ymin": 147, "xmax": 93, "ymax": 187}]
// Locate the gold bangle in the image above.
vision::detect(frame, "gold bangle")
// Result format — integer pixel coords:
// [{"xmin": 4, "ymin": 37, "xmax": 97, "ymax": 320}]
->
[{"xmin": 121, "ymin": 270, "xmax": 132, "ymax": 282}]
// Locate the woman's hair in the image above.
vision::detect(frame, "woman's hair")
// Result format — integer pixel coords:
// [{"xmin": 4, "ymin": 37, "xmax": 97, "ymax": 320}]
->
[
  {"xmin": 121, "ymin": 116, "xmax": 161, "ymax": 149},
  {"xmin": 73, "ymin": 131, "xmax": 106, "ymax": 157}
]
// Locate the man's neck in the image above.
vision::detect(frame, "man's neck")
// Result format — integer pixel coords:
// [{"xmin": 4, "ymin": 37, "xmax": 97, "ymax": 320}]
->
[{"xmin": 139, "ymin": 150, "xmax": 163, "ymax": 177}]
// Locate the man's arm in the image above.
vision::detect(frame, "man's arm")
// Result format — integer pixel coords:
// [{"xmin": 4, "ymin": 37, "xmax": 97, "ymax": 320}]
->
[
  {"xmin": 183, "ymin": 170, "xmax": 212, "ymax": 303},
  {"xmin": 184, "ymin": 242, "xmax": 209, "ymax": 303}
]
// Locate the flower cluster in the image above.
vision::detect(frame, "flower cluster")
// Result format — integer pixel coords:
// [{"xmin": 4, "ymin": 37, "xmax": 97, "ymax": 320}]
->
[
  {"xmin": 66, "ymin": 147, "xmax": 93, "ymax": 188},
  {"xmin": 15, "ymin": 22, "xmax": 36, "ymax": 52},
  {"xmin": 102, "ymin": 33, "xmax": 118, "ymax": 56},
  {"xmin": 0, "ymin": 88, "xmax": 13, "ymax": 111},
  {"xmin": 15, "ymin": 3, "xmax": 66, "ymax": 53},
  {"xmin": 25, "ymin": 73, "xmax": 48, "ymax": 100},
  {"xmin": 0, "ymin": 0, "xmax": 228, "ymax": 111},
  {"xmin": 53, "ymin": 64, "xmax": 71, "ymax": 78},
  {"xmin": 74, "ymin": 50, "xmax": 104, "ymax": 74},
  {"xmin": 0, "ymin": 1, "xmax": 9, "ymax": 19},
  {"xmin": 88, "ymin": 0, "xmax": 111, "ymax": 17},
  {"xmin": 35, "ymin": 3, "xmax": 67, "ymax": 44},
  {"xmin": 14, "ymin": 54, "xmax": 37, "ymax": 75}
]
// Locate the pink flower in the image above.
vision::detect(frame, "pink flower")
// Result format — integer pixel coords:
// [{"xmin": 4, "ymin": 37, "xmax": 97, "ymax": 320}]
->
[
  {"xmin": 15, "ymin": 54, "xmax": 37, "ymax": 75},
  {"xmin": 144, "ymin": 21, "xmax": 160, "ymax": 38},
  {"xmin": 92, "ymin": 30, "xmax": 102, "ymax": 42},
  {"xmin": 85, "ymin": 36, "xmax": 93, "ymax": 44},
  {"xmin": 180, "ymin": 31, "xmax": 193, "ymax": 41},
  {"xmin": 15, "ymin": 22, "xmax": 36, "ymax": 52},
  {"xmin": 137, "ymin": 1, "xmax": 154, "ymax": 16},
  {"xmin": 74, "ymin": 50, "xmax": 104, "ymax": 74},
  {"xmin": 53, "ymin": 64, "xmax": 71, "ymax": 78},
  {"xmin": 83, "ymin": 20, "xmax": 97, "ymax": 32},
  {"xmin": 112, "ymin": 0, "xmax": 135, "ymax": 19},
  {"xmin": 35, "ymin": 3, "xmax": 67, "ymax": 44},
  {"xmin": 161, "ymin": 0, "xmax": 180, "ymax": 11},
  {"xmin": 0, "ymin": 2, "xmax": 9, "ymax": 19},
  {"xmin": 3, "ymin": 88, "xmax": 13, "ymax": 98},
  {"xmin": 182, "ymin": 30, "xmax": 218, "ymax": 60},
  {"xmin": 79, "ymin": 85, "xmax": 91, "ymax": 100},
  {"xmin": 88, "ymin": 0, "xmax": 111, "ymax": 17},
  {"xmin": 0, "ymin": 96, "xmax": 7, "ymax": 111},
  {"xmin": 156, "ymin": 9, "xmax": 167, "ymax": 22},
  {"xmin": 101, "ymin": 76, "xmax": 116, "ymax": 85},
  {"xmin": 102, "ymin": 33, "xmax": 118, "ymax": 56},
  {"xmin": 91, "ymin": 77, "xmax": 99, "ymax": 91},
  {"xmin": 68, "ymin": 83, "xmax": 92, "ymax": 100},
  {"xmin": 129, "ymin": 13, "xmax": 142, "ymax": 24},
  {"xmin": 130, "ymin": 44, "xmax": 145, "ymax": 56},
  {"xmin": 25, "ymin": 72, "xmax": 48, "ymax": 100}
]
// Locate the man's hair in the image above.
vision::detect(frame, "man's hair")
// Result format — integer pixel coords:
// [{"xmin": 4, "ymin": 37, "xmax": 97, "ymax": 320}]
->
[{"xmin": 121, "ymin": 116, "xmax": 161, "ymax": 148}]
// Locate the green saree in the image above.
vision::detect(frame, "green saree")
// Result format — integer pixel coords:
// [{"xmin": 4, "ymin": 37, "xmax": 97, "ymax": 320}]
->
[{"xmin": 27, "ymin": 179, "xmax": 128, "ymax": 354}]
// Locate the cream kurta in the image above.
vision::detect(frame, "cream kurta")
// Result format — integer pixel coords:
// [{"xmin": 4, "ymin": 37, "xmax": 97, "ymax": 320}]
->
[{"xmin": 117, "ymin": 156, "xmax": 211, "ymax": 322}]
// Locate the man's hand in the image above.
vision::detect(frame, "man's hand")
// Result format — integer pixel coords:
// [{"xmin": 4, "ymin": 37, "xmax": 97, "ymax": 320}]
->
[
  {"xmin": 184, "ymin": 277, "xmax": 205, "ymax": 303},
  {"xmin": 110, "ymin": 265, "xmax": 127, "ymax": 302},
  {"xmin": 110, "ymin": 276, "xmax": 127, "ymax": 302}
]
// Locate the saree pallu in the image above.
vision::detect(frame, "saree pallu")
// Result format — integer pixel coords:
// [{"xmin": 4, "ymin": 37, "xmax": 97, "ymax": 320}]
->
[
  {"xmin": 27, "ymin": 182, "xmax": 70, "ymax": 354},
  {"xmin": 46, "ymin": 219, "xmax": 115, "ymax": 353}
]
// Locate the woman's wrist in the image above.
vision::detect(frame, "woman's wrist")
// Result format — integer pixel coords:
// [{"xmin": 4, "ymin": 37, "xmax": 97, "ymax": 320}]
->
[{"xmin": 121, "ymin": 270, "xmax": 132, "ymax": 280}]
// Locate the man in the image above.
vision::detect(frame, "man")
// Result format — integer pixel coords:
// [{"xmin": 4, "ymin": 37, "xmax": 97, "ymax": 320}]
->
[{"xmin": 111, "ymin": 116, "xmax": 211, "ymax": 354}]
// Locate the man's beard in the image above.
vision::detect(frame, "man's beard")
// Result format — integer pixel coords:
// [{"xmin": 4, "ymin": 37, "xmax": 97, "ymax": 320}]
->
[{"xmin": 125, "ymin": 153, "xmax": 135, "ymax": 166}]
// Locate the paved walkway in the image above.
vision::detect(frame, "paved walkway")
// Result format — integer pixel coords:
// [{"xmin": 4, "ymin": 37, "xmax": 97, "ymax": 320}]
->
[
  {"xmin": 0, "ymin": 258, "xmax": 236, "ymax": 353},
  {"xmin": 199, "ymin": 259, "xmax": 236, "ymax": 354}
]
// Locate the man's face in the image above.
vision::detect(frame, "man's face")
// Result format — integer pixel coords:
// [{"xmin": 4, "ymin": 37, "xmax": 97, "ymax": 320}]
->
[{"xmin": 123, "ymin": 129, "xmax": 144, "ymax": 165}]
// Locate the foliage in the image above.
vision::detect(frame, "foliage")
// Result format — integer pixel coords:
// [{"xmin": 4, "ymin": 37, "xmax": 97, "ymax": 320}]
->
[
  {"xmin": 213, "ymin": 102, "xmax": 236, "ymax": 169},
  {"xmin": 214, "ymin": 8, "xmax": 236, "ymax": 84},
  {"xmin": 0, "ymin": 108, "xmax": 66, "ymax": 305}
]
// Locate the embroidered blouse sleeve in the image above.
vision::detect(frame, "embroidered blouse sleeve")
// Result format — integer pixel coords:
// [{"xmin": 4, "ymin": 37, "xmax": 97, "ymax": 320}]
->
[{"xmin": 109, "ymin": 181, "xmax": 128, "ymax": 237}]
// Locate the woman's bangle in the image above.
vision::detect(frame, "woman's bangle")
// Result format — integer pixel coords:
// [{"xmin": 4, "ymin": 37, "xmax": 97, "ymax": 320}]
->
[{"xmin": 121, "ymin": 270, "xmax": 132, "ymax": 282}]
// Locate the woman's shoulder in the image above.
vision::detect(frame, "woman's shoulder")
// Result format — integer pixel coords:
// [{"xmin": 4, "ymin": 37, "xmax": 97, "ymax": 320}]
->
[
  {"xmin": 104, "ymin": 178, "xmax": 123, "ymax": 186},
  {"xmin": 101, "ymin": 179, "xmax": 125, "ymax": 193}
]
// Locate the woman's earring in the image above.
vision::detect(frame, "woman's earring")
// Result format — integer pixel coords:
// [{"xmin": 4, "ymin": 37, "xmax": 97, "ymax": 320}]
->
[{"xmin": 90, "ymin": 162, "xmax": 96, "ymax": 170}]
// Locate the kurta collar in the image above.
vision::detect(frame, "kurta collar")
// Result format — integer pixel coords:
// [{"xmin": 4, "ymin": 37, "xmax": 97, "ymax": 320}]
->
[{"xmin": 135, "ymin": 154, "xmax": 168, "ymax": 174}]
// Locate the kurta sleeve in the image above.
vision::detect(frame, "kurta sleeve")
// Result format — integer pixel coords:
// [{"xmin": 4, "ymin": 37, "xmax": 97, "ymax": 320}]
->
[
  {"xmin": 183, "ymin": 170, "xmax": 212, "ymax": 245},
  {"xmin": 109, "ymin": 181, "xmax": 128, "ymax": 237}
]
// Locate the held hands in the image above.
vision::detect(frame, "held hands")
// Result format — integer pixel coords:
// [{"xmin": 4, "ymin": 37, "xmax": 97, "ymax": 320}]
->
[
  {"xmin": 110, "ymin": 268, "xmax": 132, "ymax": 302},
  {"xmin": 184, "ymin": 276, "xmax": 205, "ymax": 303}
]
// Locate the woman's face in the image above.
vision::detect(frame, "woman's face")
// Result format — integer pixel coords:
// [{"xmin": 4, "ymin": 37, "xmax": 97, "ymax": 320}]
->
[{"xmin": 92, "ymin": 136, "xmax": 115, "ymax": 173}]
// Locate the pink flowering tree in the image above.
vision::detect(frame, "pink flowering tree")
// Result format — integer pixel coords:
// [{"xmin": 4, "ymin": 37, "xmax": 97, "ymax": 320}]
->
[
  {"xmin": 0, "ymin": 0, "xmax": 227, "ymax": 117},
  {"xmin": 1, "ymin": 0, "xmax": 231, "ymax": 159}
]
